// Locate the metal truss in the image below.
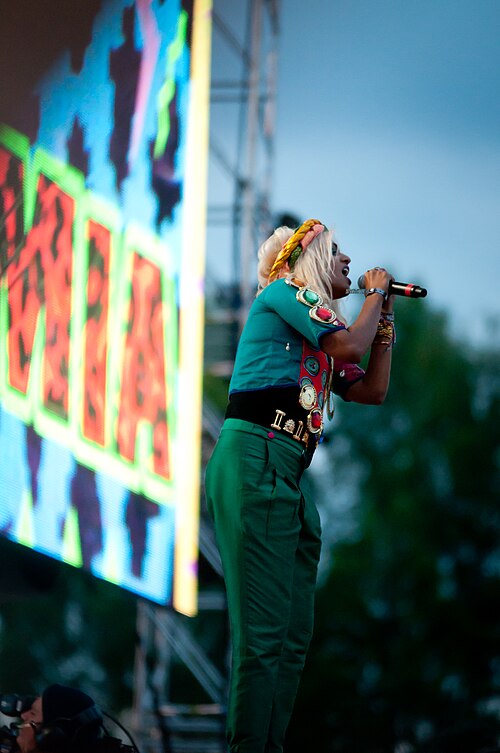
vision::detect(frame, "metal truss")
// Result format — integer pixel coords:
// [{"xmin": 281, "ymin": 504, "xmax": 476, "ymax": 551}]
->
[
  {"xmin": 131, "ymin": 403, "xmax": 227, "ymax": 753},
  {"xmin": 207, "ymin": 0, "xmax": 280, "ymax": 336},
  {"xmin": 132, "ymin": 2, "xmax": 280, "ymax": 750}
]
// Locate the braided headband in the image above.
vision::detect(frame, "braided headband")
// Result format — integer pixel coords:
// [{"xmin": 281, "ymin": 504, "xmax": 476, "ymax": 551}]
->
[{"xmin": 268, "ymin": 219, "xmax": 326, "ymax": 282}]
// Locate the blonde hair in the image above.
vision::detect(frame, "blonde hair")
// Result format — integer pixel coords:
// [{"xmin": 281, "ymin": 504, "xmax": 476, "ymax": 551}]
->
[{"xmin": 257, "ymin": 224, "xmax": 346, "ymax": 320}]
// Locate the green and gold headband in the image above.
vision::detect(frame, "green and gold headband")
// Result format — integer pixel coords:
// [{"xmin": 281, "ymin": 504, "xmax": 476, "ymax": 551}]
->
[{"xmin": 268, "ymin": 219, "xmax": 326, "ymax": 282}]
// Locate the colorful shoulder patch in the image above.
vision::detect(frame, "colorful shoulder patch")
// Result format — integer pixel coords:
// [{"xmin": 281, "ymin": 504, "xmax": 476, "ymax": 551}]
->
[{"xmin": 292, "ymin": 283, "xmax": 339, "ymax": 325}]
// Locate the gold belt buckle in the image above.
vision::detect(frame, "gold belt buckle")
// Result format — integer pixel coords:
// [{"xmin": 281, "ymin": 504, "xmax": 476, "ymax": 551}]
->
[{"xmin": 270, "ymin": 409, "xmax": 309, "ymax": 445}]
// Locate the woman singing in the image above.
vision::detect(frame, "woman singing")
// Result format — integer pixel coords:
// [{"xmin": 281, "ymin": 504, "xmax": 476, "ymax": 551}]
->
[{"xmin": 205, "ymin": 219, "xmax": 396, "ymax": 753}]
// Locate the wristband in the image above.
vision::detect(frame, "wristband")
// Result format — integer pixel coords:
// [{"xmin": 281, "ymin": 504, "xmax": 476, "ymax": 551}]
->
[{"xmin": 365, "ymin": 287, "xmax": 387, "ymax": 301}]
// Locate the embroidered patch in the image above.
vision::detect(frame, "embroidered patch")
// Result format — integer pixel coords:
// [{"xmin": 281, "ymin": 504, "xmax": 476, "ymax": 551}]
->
[{"xmin": 304, "ymin": 356, "xmax": 320, "ymax": 376}]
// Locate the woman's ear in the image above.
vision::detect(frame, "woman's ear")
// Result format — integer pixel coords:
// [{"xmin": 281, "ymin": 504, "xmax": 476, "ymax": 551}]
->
[
  {"xmin": 272, "ymin": 259, "xmax": 291, "ymax": 281},
  {"xmin": 279, "ymin": 261, "xmax": 291, "ymax": 277}
]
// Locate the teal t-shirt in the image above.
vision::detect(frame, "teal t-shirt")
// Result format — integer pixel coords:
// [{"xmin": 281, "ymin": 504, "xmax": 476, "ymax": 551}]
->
[{"xmin": 229, "ymin": 279, "xmax": 344, "ymax": 394}]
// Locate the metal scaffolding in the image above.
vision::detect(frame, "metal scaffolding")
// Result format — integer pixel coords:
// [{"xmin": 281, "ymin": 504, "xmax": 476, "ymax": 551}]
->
[
  {"xmin": 132, "ymin": 2, "xmax": 281, "ymax": 750},
  {"xmin": 206, "ymin": 0, "xmax": 280, "ymax": 366}
]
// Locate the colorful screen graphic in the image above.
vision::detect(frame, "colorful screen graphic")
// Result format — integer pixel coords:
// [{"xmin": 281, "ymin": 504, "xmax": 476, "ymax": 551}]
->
[{"xmin": 0, "ymin": 0, "xmax": 211, "ymax": 614}]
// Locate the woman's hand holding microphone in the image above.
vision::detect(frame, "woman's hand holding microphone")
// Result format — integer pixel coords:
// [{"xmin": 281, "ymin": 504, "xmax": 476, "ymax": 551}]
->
[{"xmin": 361, "ymin": 267, "xmax": 395, "ymax": 314}]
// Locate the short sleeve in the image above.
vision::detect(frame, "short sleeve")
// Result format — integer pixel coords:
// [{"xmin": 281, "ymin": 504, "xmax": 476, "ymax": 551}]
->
[
  {"xmin": 260, "ymin": 279, "xmax": 344, "ymax": 349},
  {"xmin": 331, "ymin": 359, "xmax": 365, "ymax": 401}
]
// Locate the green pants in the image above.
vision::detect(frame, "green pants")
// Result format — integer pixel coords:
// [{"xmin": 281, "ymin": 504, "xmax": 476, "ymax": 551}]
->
[{"xmin": 205, "ymin": 419, "xmax": 322, "ymax": 753}]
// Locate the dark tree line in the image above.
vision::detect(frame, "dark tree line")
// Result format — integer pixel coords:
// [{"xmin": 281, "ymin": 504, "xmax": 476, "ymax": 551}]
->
[{"xmin": 0, "ymin": 542, "xmax": 136, "ymax": 710}]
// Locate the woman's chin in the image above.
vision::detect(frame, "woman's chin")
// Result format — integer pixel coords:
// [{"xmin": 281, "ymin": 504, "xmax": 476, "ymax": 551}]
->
[{"xmin": 331, "ymin": 283, "xmax": 350, "ymax": 299}]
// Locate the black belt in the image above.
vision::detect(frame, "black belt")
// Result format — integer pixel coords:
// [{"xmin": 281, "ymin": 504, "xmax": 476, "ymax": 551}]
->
[{"xmin": 225, "ymin": 388, "xmax": 321, "ymax": 452}]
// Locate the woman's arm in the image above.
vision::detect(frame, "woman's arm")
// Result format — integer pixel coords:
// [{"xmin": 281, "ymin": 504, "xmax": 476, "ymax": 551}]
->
[
  {"xmin": 343, "ymin": 335, "xmax": 393, "ymax": 404},
  {"xmin": 322, "ymin": 268, "xmax": 391, "ymax": 363},
  {"xmin": 323, "ymin": 268, "xmax": 395, "ymax": 405}
]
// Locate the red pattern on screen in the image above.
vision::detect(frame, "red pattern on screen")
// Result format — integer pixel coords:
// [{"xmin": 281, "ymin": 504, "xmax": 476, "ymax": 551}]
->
[
  {"xmin": 0, "ymin": 147, "xmax": 23, "ymax": 269},
  {"xmin": 0, "ymin": 158, "xmax": 74, "ymax": 419},
  {"xmin": 117, "ymin": 252, "xmax": 170, "ymax": 479},
  {"xmin": 83, "ymin": 220, "xmax": 110, "ymax": 446}
]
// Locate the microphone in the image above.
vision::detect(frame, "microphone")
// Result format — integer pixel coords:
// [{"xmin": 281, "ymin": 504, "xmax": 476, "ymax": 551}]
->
[{"xmin": 357, "ymin": 275, "xmax": 427, "ymax": 298}]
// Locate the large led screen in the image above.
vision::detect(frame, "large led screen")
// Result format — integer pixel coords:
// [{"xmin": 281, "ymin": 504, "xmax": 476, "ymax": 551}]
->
[{"xmin": 0, "ymin": 0, "xmax": 211, "ymax": 614}]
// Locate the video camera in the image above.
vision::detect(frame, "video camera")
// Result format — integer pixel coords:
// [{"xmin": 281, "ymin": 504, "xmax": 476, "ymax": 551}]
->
[
  {"xmin": 0, "ymin": 696, "xmax": 37, "ymax": 718},
  {"xmin": 0, "ymin": 695, "xmax": 34, "ymax": 753},
  {"xmin": 0, "ymin": 693, "xmax": 138, "ymax": 753}
]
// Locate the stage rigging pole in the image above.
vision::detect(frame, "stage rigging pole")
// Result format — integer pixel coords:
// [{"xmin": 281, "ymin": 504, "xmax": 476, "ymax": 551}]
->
[{"xmin": 132, "ymin": 3, "xmax": 281, "ymax": 752}]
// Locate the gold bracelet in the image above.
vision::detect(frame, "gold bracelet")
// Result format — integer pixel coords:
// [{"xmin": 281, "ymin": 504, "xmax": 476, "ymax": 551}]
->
[
  {"xmin": 376, "ymin": 322, "xmax": 394, "ymax": 339},
  {"xmin": 373, "ymin": 319, "xmax": 396, "ymax": 349}
]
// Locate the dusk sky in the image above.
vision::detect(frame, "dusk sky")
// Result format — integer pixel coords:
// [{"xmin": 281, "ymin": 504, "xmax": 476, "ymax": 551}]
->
[{"xmin": 208, "ymin": 0, "xmax": 500, "ymax": 345}]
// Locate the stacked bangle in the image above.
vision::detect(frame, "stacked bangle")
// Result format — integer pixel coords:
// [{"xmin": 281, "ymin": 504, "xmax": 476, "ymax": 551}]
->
[{"xmin": 373, "ymin": 314, "xmax": 396, "ymax": 349}]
